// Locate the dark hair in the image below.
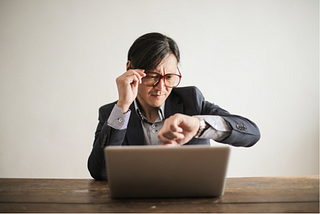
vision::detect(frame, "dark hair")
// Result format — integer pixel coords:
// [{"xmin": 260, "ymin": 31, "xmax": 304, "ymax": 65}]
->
[{"xmin": 127, "ymin": 32, "xmax": 180, "ymax": 71}]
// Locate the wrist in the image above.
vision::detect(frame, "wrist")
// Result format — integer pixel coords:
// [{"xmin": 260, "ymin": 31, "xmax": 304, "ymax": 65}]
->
[
  {"xmin": 193, "ymin": 116, "xmax": 208, "ymax": 138},
  {"xmin": 116, "ymin": 101, "xmax": 130, "ymax": 114}
]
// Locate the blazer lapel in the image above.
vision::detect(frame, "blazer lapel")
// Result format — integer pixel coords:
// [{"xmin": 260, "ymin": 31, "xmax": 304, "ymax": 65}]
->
[
  {"xmin": 164, "ymin": 92, "xmax": 184, "ymax": 118},
  {"xmin": 126, "ymin": 104, "xmax": 145, "ymax": 145},
  {"xmin": 126, "ymin": 91, "xmax": 184, "ymax": 145}
]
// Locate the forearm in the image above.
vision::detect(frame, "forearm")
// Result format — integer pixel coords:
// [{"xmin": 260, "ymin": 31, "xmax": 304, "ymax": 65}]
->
[
  {"xmin": 88, "ymin": 121, "xmax": 129, "ymax": 180},
  {"xmin": 198, "ymin": 115, "xmax": 260, "ymax": 147},
  {"xmin": 87, "ymin": 105, "xmax": 130, "ymax": 180},
  {"xmin": 199, "ymin": 115, "xmax": 231, "ymax": 141},
  {"xmin": 219, "ymin": 115, "xmax": 260, "ymax": 147},
  {"xmin": 199, "ymin": 96, "xmax": 260, "ymax": 147},
  {"xmin": 87, "ymin": 133, "xmax": 107, "ymax": 180}
]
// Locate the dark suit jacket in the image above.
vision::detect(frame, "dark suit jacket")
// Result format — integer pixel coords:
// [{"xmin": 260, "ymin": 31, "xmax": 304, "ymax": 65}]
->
[{"xmin": 88, "ymin": 86, "xmax": 260, "ymax": 180}]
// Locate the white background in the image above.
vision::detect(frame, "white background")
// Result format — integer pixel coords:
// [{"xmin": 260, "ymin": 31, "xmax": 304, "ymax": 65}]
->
[{"xmin": 0, "ymin": 0, "xmax": 318, "ymax": 178}]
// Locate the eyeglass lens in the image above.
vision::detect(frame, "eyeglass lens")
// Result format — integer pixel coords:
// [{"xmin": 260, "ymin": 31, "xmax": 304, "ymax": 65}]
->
[{"xmin": 143, "ymin": 72, "xmax": 181, "ymax": 88}]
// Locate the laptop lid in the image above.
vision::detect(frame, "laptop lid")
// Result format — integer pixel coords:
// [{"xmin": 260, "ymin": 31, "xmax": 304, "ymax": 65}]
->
[{"xmin": 104, "ymin": 145, "xmax": 230, "ymax": 199}]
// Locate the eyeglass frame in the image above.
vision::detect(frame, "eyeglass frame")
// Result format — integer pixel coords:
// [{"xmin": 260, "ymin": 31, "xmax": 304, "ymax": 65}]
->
[{"xmin": 141, "ymin": 68, "xmax": 182, "ymax": 88}]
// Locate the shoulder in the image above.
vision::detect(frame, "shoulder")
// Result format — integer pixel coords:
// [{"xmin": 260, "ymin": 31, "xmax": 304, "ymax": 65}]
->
[
  {"xmin": 171, "ymin": 86, "xmax": 204, "ymax": 98},
  {"xmin": 170, "ymin": 86, "xmax": 205, "ymax": 104},
  {"xmin": 98, "ymin": 101, "xmax": 118, "ymax": 118},
  {"xmin": 167, "ymin": 86, "xmax": 205, "ymax": 115},
  {"xmin": 99, "ymin": 101, "xmax": 117, "ymax": 111}
]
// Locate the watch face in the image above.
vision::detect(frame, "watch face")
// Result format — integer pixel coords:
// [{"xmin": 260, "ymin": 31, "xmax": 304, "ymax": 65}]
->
[
  {"xmin": 200, "ymin": 118, "xmax": 206, "ymax": 128},
  {"xmin": 194, "ymin": 116, "xmax": 206, "ymax": 137}
]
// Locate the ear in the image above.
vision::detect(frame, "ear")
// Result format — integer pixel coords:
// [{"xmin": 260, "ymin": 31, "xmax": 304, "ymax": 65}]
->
[{"xmin": 126, "ymin": 61, "xmax": 131, "ymax": 71}]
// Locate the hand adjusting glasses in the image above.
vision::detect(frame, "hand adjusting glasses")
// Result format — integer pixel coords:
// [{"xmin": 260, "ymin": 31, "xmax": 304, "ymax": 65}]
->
[{"xmin": 142, "ymin": 68, "xmax": 182, "ymax": 88}]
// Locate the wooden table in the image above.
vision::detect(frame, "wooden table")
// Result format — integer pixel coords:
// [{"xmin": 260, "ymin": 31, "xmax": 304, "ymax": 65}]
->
[{"xmin": 0, "ymin": 176, "xmax": 318, "ymax": 213}]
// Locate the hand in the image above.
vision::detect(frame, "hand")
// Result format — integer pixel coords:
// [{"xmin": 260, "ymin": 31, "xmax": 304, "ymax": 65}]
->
[
  {"xmin": 158, "ymin": 113, "xmax": 200, "ymax": 146},
  {"xmin": 116, "ymin": 69, "xmax": 145, "ymax": 113}
]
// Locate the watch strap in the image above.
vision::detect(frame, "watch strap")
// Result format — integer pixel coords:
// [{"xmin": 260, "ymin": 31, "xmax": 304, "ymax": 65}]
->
[{"xmin": 193, "ymin": 116, "xmax": 206, "ymax": 138}]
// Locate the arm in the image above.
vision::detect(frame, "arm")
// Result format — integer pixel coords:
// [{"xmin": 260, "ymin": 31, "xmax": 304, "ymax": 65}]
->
[
  {"xmin": 200, "ymin": 99, "xmax": 260, "ymax": 147},
  {"xmin": 158, "ymin": 87, "xmax": 260, "ymax": 147},
  {"xmin": 87, "ymin": 104, "xmax": 129, "ymax": 180},
  {"xmin": 88, "ymin": 67, "xmax": 145, "ymax": 180},
  {"xmin": 218, "ymin": 114, "xmax": 260, "ymax": 147}
]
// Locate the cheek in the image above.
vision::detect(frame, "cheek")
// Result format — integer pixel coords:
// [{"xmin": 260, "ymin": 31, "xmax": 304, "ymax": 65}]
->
[
  {"xmin": 138, "ymin": 85, "xmax": 149, "ymax": 97},
  {"xmin": 166, "ymin": 88, "xmax": 173, "ymax": 95}
]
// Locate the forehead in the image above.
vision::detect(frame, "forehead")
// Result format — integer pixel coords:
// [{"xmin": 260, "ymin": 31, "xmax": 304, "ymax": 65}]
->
[{"xmin": 152, "ymin": 54, "xmax": 178, "ymax": 73}]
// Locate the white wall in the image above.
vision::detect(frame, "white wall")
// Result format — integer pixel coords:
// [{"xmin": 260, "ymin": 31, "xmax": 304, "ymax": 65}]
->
[{"xmin": 0, "ymin": 0, "xmax": 318, "ymax": 178}]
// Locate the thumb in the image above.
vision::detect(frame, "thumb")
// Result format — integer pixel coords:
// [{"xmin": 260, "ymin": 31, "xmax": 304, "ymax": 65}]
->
[{"xmin": 170, "ymin": 118, "xmax": 184, "ymax": 133}]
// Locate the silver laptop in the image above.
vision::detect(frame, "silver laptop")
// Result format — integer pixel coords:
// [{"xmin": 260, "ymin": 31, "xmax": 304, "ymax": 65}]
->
[{"xmin": 104, "ymin": 145, "xmax": 230, "ymax": 199}]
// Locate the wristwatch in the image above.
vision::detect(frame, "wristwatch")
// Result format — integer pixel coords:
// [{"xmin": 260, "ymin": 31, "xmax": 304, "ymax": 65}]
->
[{"xmin": 193, "ymin": 116, "xmax": 207, "ymax": 138}]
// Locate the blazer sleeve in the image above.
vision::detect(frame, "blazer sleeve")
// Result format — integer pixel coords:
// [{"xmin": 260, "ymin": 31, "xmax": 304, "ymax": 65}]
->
[
  {"xmin": 193, "ymin": 87, "xmax": 260, "ymax": 147},
  {"xmin": 87, "ymin": 103, "xmax": 127, "ymax": 180}
]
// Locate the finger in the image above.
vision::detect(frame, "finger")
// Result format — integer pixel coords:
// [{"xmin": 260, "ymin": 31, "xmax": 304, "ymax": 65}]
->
[
  {"xmin": 131, "ymin": 77, "xmax": 139, "ymax": 88},
  {"xmin": 158, "ymin": 131, "xmax": 184, "ymax": 143},
  {"xmin": 158, "ymin": 129, "xmax": 174, "ymax": 140},
  {"xmin": 124, "ymin": 71, "xmax": 141, "ymax": 85},
  {"xmin": 161, "ymin": 142, "xmax": 180, "ymax": 147},
  {"xmin": 164, "ymin": 131, "xmax": 184, "ymax": 140},
  {"xmin": 128, "ymin": 69, "xmax": 145, "ymax": 78},
  {"xmin": 128, "ymin": 68, "xmax": 145, "ymax": 73},
  {"xmin": 131, "ymin": 70, "xmax": 145, "ymax": 84},
  {"xmin": 127, "ymin": 74, "xmax": 140, "ymax": 86},
  {"xmin": 135, "ymin": 69, "xmax": 146, "ymax": 76},
  {"xmin": 170, "ymin": 124, "xmax": 183, "ymax": 133}
]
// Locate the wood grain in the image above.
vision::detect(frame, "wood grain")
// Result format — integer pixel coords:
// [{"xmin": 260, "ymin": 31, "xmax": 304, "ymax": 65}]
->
[{"xmin": 0, "ymin": 176, "xmax": 318, "ymax": 213}]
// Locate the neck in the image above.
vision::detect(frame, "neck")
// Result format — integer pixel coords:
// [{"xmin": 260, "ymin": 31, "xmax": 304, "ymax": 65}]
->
[
  {"xmin": 144, "ymin": 110, "xmax": 159, "ymax": 124},
  {"xmin": 141, "ymin": 105, "xmax": 159, "ymax": 124},
  {"xmin": 136, "ymin": 99, "xmax": 159, "ymax": 124}
]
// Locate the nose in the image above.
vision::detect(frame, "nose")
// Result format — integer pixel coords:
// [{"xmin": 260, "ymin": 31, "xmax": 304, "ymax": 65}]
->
[{"xmin": 153, "ymin": 76, "xmax": 166, "ymax": 91}]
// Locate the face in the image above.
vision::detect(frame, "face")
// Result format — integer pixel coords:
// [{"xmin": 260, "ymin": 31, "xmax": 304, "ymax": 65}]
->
[{"xmin": 136, "ymin": 54, "xmax": 178, "ymax": 112}]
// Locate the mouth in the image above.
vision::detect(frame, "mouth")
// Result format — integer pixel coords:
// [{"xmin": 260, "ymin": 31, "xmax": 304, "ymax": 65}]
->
[
  {"xmin": 151, "ymin": 94, "xmax": 165, "ymax": 98},
  {"xmin": 150, "ymin": 92, "xmax": 166, "ymax": 98}
]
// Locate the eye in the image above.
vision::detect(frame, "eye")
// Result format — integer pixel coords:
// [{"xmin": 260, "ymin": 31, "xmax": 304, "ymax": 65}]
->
[
  {"xmin": 146, "ymin": 73, "xmax": 160, "ymax": 78},
  {"xmin": 165, "ymin": 74, "xmax": 175, "ymax": 79}
]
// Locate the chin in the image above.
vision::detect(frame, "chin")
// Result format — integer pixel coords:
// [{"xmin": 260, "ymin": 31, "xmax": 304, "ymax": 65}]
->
[
  {"xmin": 150, "ymin": 99, "xmax": 166, "ymax": 108},
  {"xmin": 152, "ymin": 102, "xmax": 165, "ymax": 108}
]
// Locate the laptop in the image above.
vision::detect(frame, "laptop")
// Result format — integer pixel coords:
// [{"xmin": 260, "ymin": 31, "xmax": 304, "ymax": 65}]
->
[{"xmin": 104, "ymin": 145, "xmax": 230, "ymax": 199}]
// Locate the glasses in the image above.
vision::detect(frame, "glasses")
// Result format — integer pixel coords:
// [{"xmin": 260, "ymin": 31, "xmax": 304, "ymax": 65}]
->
[{"xmin": 142, "ymin": 68, "xmax": 182, "ymax": 88}]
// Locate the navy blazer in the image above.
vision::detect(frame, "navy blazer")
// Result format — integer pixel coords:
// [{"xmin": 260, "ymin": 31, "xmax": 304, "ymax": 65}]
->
[{"xmin": 88, "ymin": 86, "xmax": 260, "ymax": 180}]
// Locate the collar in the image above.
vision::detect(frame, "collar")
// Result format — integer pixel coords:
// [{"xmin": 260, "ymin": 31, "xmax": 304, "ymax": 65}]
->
[{"xmin": 134, "ymin": 99, "xmax": 165, "ymax": 124}]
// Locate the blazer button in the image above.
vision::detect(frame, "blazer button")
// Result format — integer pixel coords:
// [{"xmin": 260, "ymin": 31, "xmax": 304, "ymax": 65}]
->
[
  {"xmin": 101, "ymin": 134, "xmax": 108, "ymax": 148},
  {"xmin": 236, "ymin": 125, "xmax": 247, "ymax": 131}
]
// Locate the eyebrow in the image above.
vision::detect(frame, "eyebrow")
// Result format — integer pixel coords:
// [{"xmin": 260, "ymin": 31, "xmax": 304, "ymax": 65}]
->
[{"xmin": 145, "ymin": 69, "xmax": 176, "ymax": 74}]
